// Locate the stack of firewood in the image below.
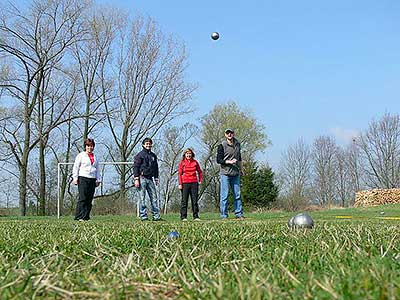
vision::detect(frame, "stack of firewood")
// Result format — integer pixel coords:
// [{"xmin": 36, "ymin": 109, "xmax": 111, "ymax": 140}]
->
[{"xmin": 354, "ymin": 188, "xmax": 400, "ymax": 207}]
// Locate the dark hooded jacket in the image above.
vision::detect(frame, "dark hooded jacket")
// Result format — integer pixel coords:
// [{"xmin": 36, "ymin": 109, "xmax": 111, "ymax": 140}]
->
[{"xmin": 133, "ymin": 148, "xmax": 159, "ymax": 179}]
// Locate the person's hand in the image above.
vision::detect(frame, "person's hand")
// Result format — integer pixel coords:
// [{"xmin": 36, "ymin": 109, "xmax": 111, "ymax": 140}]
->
[
  {"xmin": 73, "ymin": 179, "xmax": 78, "ymax": 185},
  {"xmin": 199, "ymin": 182, "xmax": 202, "ymax": 185},
  {"xmin": 155, "ymin": 178, "xmax": 159, "ymax": 185},
  {"xmin": 178, "ymin": 184, "xmax": 182, "ymax": 190},
  {"xmin": 96, "ymin": 181, "xmax": 101, "ymax": 187},
  {"xmin": 226, "ymin": 158, "xmax": 237, "ymax": 164},
  {"xmin": 134, "ymin": 178, "xmax": 140, "ymax": 188}
]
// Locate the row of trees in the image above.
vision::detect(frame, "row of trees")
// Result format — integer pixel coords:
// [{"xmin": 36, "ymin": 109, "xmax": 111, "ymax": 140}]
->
[
  {"xmin": 155, "ymin": 102, "xmax": 277, "ymax": 213},
  {"xmin": 2, "ymin": 0, "xmax": 398, "ymax": 216},
  {"xmin": 277, "ymin": 113, "xmax": 400, "ymax": 210},
  {"xmin": 0, "ymin": 0, "xmax": 277, "ymax": 216},
  {"xmin": 0, "ymin": 0, "xmax": 196, "ymax": 215}
]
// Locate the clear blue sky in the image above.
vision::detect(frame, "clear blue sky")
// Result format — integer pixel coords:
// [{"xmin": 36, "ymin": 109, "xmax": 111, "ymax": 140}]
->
[{"xmin": 78, "ymin": 1, "xmax": 400, "ymax": 168}]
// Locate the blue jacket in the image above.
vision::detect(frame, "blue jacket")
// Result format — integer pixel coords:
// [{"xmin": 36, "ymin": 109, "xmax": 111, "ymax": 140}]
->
[{"xmin": 133, "ymin": 148, "xmax": 159, "ymax": 179}]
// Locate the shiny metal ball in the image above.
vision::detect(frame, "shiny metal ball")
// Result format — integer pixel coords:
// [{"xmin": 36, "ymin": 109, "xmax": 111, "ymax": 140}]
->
[
  {"xmin": 167, "ymin": 231, "xmax": 180, "ymax": 240},
  {"xmin": 211, "ymin": 32, "xmax": 220, "ymax": 40},
  {"xmin": 288, "ymin": 213, "xmax": 314, "ymax": 229},
  {"xmin": 287, "ymin": 216, "xmax": 295, "ymax": 228}
]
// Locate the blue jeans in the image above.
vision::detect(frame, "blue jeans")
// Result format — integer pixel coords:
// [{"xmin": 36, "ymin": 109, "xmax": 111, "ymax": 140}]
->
[
  {"xmin": 138, "ymin": 177, "xmax": 160, "ymax": 220},
  {"xmin": 220, "ymin": 174, "xmax": 243, "ymax": 218}
]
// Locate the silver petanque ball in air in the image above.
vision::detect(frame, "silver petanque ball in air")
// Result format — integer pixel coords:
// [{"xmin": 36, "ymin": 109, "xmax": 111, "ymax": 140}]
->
[
  {"xmin": 288, "ymin": 213, "xmax": 314, "ymax": 229},
  {"xmin": 211, "ymin": 32, "xmax": 220, "ymax": 40}
]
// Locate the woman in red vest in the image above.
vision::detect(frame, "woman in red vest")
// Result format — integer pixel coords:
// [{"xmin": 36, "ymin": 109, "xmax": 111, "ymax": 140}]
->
[{"xmin": 178, "ymin": 148, "xmax": 203, "ymax": 221}]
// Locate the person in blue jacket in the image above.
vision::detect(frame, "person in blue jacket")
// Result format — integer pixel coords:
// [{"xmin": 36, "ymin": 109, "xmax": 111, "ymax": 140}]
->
[{"xmin": 133, "ymin": 137, "xmax": 162, "ymax": 221}]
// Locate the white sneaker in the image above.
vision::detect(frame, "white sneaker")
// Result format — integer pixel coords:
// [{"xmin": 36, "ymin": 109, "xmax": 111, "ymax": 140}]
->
[
  {"xmin": 182, "ymin": 218, "xmax": 188, "ymax": 222},
  {"xmin": 193, "ymin": 218, "xmax": 201, "ymax": 221}
]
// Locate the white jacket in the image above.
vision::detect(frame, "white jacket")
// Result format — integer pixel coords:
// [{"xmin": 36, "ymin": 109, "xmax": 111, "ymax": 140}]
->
[{"xmin": 72, "ymin": 152, "xmax": 101, "ymax": 182}]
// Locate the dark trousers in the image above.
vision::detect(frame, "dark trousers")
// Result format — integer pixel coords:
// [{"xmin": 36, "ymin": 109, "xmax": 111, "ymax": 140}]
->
[
  {"xmin": 75, "ymin": 176, "xmax": 96, "ymax": 220},
  {"xmin": 181, "ymin": 182, "xmax": 199, "ymax": 219}
]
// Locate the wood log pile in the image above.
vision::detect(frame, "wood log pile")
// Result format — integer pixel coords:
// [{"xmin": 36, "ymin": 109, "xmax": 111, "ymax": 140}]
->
[{"xmin": 354, "ymin": 188, "xmax": 400, "ymax": 207}]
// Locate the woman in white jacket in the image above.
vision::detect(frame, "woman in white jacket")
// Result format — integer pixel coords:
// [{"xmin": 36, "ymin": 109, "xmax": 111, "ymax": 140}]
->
[{"xmin": 72, "ymin": 138, "xmax": 101, "ymax": 221}]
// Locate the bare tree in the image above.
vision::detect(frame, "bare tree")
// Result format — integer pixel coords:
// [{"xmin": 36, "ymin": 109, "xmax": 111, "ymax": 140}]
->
[
  {"xmin": 356, "ymin": 113, "xmax": 400, "ymax": 188},
  {"xmin": 278, "ymin": 139, "xmax": 312, "ymax": 210},
  {"xmin": 346, "ymin": 141, "xmax": 363, "ymax": 204},
  {"xmin": 0, "ymin": 174, "xmax": 17, "ymax": 215},
  {"xmin": 102, "ymin": 17, "xmax": 196, "ymax": 199},
  {"xmin": 72, "ymin": 7, "xmax": 122, "ymax": 141},
  {"xmin": 158, "ymin": 123, "xmax": 197, "ymax": 212},
  {"xmin": 335, "ymin": 146, "xmax": 353, "ymax": 207},
  {"xmin": 0, "ymin": 0, "xmax": 89, "ymax": 215},
  {"xmin": 311, "ymin": 136, "xmax": 338, "ymax": 207}
]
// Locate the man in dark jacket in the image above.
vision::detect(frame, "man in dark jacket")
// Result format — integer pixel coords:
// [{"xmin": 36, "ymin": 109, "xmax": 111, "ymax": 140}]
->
[
  {"xmin": 216, "ymin": 129, "xmax": 244, "ymax": 219},
  {"xmin": 133, "ymin": 137, "xmax": 161, "ymax": 221}
]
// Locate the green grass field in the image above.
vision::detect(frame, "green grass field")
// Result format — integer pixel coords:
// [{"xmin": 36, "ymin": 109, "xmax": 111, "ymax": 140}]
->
[{"xmin": 1, "ymin": 205, "xmax": 399, "ymax": 299}]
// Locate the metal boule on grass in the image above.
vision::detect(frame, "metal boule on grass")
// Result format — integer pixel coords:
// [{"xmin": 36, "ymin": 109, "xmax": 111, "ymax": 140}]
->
[
  {"xmin": 287, "ymin": 216, "xmax": 295, "ymax": 228},
  {"xmin": 288, "ymin": 213, "xmax": 314, "ymax": 229},
  {"xmin": 167, "ymin": 231, "xmax": 180, "ymax": 240}
]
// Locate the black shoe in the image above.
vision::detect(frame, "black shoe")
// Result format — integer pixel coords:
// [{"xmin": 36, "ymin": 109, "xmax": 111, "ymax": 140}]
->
[
  {"xmin": 153, "ymin": 218, "xmax": 165, "ymax": 222},
  {"xmin": 235, "ymin": 216, "xmax": 245, "ymax": 219}
]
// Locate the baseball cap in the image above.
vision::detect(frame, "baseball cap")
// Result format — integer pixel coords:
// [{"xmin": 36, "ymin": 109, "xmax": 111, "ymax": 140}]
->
[{"xmin": 225, "ymin": 128, "xmax": 234, "ymax": 134}]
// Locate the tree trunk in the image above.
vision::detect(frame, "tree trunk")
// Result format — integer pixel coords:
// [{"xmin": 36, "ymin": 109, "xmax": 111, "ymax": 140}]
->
[
  {"xmin": 60, "ymin": 122, "xmax": 73, "ymax": 216},
  {"xmin": 38, "ymin": 139, "xmax": 46, "ymax": 215},
  {"xmin": 19, "ymin": 163, "xmax": 28, "ymax": 216},
  {"xmin": 19, "ymin": 96, "xmax": 33, "ymax": 216}
]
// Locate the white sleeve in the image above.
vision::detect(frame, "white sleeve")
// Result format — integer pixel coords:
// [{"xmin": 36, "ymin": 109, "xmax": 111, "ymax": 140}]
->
[
  {"xmin": 95, "ymin": 157, "xmax": 101, "ymax": 182},
  {"xmin": 72, "ymin": 153, "xmax": 81, "ymax": 180}
]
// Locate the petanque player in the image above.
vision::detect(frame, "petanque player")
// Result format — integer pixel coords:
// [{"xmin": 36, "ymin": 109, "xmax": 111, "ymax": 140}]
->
[
  {"xmin": 72, "ymin": 138, "xmax": 101, "ymax": 221},
  {"xmin": 216, "ymin": 128, "xmax": 244, "ymax": 219},
  {"xmin": 178, "ymin": 148, "xmax": 203, "ymax": 221},
  {"xmin": 133, "ymin": 137, "xmax": 162, "ymax": 221}
]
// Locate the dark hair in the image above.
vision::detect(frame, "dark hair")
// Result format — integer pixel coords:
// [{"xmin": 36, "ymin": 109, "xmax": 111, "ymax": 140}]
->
[
  {"xmin": 182, "ymin": 148, "xmax": 195, "ymax": 160},
  {"xmin": 142, "ymin": 137, "xmax": 153, "ymax": 145},
  {"xmin": 84, "ymin": 138, "xmax": 95, "ymax": 149}
]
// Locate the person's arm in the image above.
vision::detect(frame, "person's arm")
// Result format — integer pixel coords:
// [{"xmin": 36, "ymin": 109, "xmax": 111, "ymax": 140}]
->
[
  {"xmin": 133, "ymin": 153, "xmax": 142, "ymax": 187},
  {"xmin": 178, "ymin": 161, "xmax": 183, "ymax": 188},
  {"xmin": 216, "ymin": 144, "xmax": 225, "ymax": 165},
  {"xmin": 196, "ymin": 160, "xmax": 203, "ymax": 183},
  {"xmin": 238, "ymin": 143, "xmax": 242, "ymax": 175},
  {"xmin": 154, "ymin": 154, "xmax": 159, "ymax": 179},
  {"xmin": 95, "ymin": 155, "xmax": 101, "ymax": 186},
  {"xmin": 154, "ymin": 154, "xmax": 159, "ymax": 185},
  {"xmin": 72, "ymin": 153, "xmax": 81, "ymax": 185}
]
